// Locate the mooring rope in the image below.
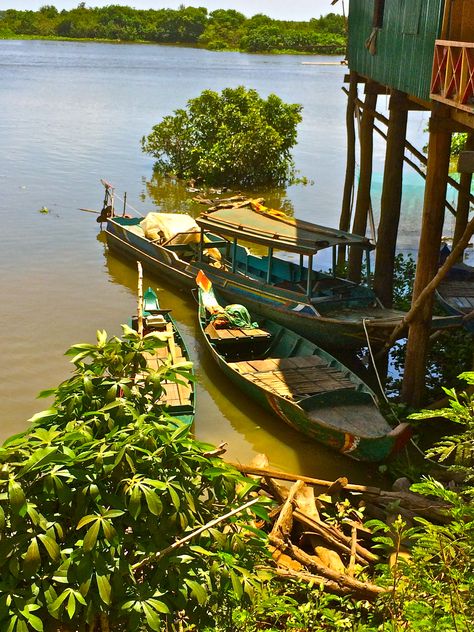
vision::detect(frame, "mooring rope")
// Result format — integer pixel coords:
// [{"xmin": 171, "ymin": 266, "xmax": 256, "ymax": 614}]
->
[{"xmin": 362, "ymin": 318, "xmax": 389, "ymax": 403}]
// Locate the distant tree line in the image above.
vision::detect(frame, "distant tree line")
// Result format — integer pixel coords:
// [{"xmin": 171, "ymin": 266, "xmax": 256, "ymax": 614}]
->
[{"xmin": 0, "ymin": 4, "xmax": 346, "ymax": 54}]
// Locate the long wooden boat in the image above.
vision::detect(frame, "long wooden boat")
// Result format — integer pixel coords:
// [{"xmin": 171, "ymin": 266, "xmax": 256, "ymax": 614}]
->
[
  {"xmin": 436, "ymin": 259, "xmax": 474, "ymax": 333},
  {"xmin": 131, "ymin": 287, "xmax": 195, "ymax": 424},
  {"xmin": 196, "ymin": 272, "xmax": 411, "ymax": 462},
  {"xmin": 104, "ymin": 194, "xmax": 459, "ymax": 350}
]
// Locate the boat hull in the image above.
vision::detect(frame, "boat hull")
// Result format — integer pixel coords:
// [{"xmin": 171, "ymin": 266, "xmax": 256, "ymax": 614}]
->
[
  {"xmin": 107, "ymin": 219, "xmax": 457, "ymax": 351},
  {"xmin": 197, "ymin": 284, "xmax": 411, "ymax": 462},
  {"xmin": 211, "ymin": 347, "xmax": 408, "ymax": 461}
]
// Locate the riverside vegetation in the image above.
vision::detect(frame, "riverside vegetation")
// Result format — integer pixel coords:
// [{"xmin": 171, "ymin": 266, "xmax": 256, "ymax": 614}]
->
[
  {"xmin": 0, "ymin": 326, "xmax": 472, "ymax": 630},
  {"xmin": 0, "ymin": 5, "xmax": 346, "ymax": 54}
]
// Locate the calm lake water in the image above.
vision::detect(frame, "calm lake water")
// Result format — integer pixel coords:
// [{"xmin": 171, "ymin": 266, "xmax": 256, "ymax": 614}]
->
[{"xmin": 0, "ymin": 40, "xmax": 431, "ymax": 482}]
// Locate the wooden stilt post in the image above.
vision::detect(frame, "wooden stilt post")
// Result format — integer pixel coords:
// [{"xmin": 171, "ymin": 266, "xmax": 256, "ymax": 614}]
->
[
  {"xmin": 452, "ymin": 133, "xmax": 474, "ymax": 252},
  {"xmin": 401, "ymin": 108, "xmax": 452, "ymax": 407},
  {"xmin": 348, "ymin": 90, "xmax": 377, "ymax": 283},
  {"xmin": 338, "ymin": 71, "xmax": 358, "ymax": 269},
  {"xmin": 373, "ymin": 91, "xmax": 408, "ymax": 307}
]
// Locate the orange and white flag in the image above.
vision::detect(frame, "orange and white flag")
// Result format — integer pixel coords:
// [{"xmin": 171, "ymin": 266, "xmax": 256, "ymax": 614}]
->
[{"xmin": 196, "ymin": 269, "xmax": 212, "ymax": 293}]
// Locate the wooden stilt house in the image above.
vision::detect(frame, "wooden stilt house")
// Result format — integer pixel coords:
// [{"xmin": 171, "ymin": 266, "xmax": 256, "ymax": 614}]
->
[{"xmin": 337, "ymin": 0, "xmax": 474, "ymax": 406}]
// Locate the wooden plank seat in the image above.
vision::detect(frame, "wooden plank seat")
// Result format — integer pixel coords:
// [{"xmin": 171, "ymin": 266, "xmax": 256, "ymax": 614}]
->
[
  {"xmin": 205, "ymin": 322, "xmax": 271, "ymax": 341},
  {"xmin": 228, "ymin": 355, "xmax": 356, "ymax": 400},
  {"xmin": 143, "ymin": 343, "xmax": 192, "ymax": 408}
]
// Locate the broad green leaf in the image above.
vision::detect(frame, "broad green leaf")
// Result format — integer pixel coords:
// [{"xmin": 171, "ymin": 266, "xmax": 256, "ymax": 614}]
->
[
  {"xmin": 0, "ymin": 505, "xmax": 5, "ymax": 531},
  {"xmin": 37, "ymin": 388, "xmax": 56, "ymax": 399},
  {"xmin": 96, "ymin": 329, "xmax": 108, "ymax": 347},
  {"xmin": 230, "ymin": 569, "xmax": 243, "ymax": 599},
  {"xmin": 49, "ymin": 589, "xmax": 70, "ymax": 614},
  {"xmin": 185, "ymin": 579, "xmax": 207, "ymax": 605},
  {"xmin": 53, "ymin": 561, "xmax": 71, "ymax": 584},
  {"xmin": 66, "ymin": 592, "xmax": 76, "ymax": 619},
  {"xmin": 128, "ymin": 486, "xmax": 142, "ymax": 520},
  {"xmin": 168, "ymin": 486, "xmax": 180, "ymax": 510},
  {"xmin": 19, "ymin": 446, "xmax": 59, "ymax": 475},
  {"xmin": 148, "ymin": 598, "xmax": 170, "ymax": 614},
  {"xmin": 103, "ymin": 509, "xmax": 124, "ymax": 518},
  {"xmin": 96, "ymin": 573, "xmax": 111, "ymax": 605},
  {"xmin": 121, "ymin": 324, "xmax": 137, "ymax": 337},
  {"xmin": 142, "ymin": 602, "xmax": 162, "ymax": 631},
  {"xmin": 101, "ymin": 520, "xmax": 116, "ymax": 542},
  {"xmin": 143, "ymin": 488, "xmax": 163, "ymax": 516},
  {"xmin": 28, "ymin": 408, "xmax": 57, "ymax": 423},
  {"xmin": 83, "ymin": 520, "xmax": 100, "ymax": 552},
  {"xmin": 77, "ymin": 514, "xmax": 99, "ymax": 530},
  {"xmin": 189, "ymin": 545, "xmax": 213, "ymax": 556},
  {"xmin": 22, "ymin": 608, "xmax": 43, "ymax": 632},
  {"xmin": 170, "ymin": 424, "xmax": 190, "ymax": 443},
  {"xmin": 251, "ymin": 504, "xmax": 270, "ymax": 522},
  {"xmin": 8, "ymin": 479, "xmax": 26, "ymax": 513},
  {"xmin": 38, "ymin": 533, "xmax": 60, "ymax": 561},
  {"xmin": 23, "ymin": 537, "xmax": 41, "ymax": 574},
  {"xmin": 16, "ymin": 620, "xmax": 28, "ymax": 632}
]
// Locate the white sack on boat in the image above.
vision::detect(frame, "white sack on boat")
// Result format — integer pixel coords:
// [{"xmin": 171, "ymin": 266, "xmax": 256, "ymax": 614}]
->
[
  {"xmin": 140, "ymin": 213, "xmax": 200, "ymax": 243},
  {"xmin": 140, "ymin": 212, "xmax": 221, "ymax": 263}
]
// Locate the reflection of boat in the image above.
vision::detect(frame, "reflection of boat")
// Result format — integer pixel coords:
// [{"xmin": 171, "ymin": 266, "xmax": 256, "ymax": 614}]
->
[
  {"xmin": 105, "ymin": 202, "xmax": 458, "ymax": 351},
  {"xmin": 131, "ymin": 287, "xmax": 195, "ymax": 424},
  {"xmin": 196, "ymin": 272, "xmax": 411, "ymax": 462},
  {"xmin": 436, "ymin": 249, "xmax": 474, "ymax": 332}
]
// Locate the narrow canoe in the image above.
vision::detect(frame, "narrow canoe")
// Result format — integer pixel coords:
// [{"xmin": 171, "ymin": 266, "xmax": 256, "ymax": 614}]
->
[
  {"xmin": 196, "ymin": 274, "xmax": 411, "ymax": 462},
  {"xmin": 131, "ymin": 287, "xmax": 195, "ymax": 424}
]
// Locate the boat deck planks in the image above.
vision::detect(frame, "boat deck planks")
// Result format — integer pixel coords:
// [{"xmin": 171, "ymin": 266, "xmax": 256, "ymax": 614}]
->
[
  {"xmin": 228, "ymin": 355, "xmax": 356, "ymax": 400},
  {"xmin": 143, "ymin": 343, "xmax": 192, "ymax": 408},
  {"xmin": 205, "ymin": 322, "xmax": 271, "ymax": 341}
]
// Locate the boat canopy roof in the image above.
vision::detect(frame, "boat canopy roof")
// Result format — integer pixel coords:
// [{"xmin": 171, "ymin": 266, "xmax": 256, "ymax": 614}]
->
[{"xmin": 196, "ymin": 207, "xmax": 374, "ymax": 255}]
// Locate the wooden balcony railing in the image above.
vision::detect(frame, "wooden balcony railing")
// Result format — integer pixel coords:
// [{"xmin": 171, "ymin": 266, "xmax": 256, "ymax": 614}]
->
[{"xmin": 430, "ymin": 40, "xmax": 474, "ymax": 113}]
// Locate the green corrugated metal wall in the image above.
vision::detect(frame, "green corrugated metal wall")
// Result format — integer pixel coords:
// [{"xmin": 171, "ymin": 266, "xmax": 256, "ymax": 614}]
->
[{"xmin": 348, "ymin": 0, "xmax": 445, "ymax": 100}]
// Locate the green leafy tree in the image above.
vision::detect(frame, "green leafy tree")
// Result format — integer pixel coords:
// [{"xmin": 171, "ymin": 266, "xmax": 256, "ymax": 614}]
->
[
  {"xmin": 0, "ymin": 327, "xmax": 270, "ymax": 631},
  {"xmin": 141, "ymin": 86, "xmax": 302, "ymax": 187}
]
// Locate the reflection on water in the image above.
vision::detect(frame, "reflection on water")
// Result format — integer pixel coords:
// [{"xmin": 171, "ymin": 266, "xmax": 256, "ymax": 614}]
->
[{"xmin": 142, "ymin": 172, "xmax": 296, "ymax": 219}]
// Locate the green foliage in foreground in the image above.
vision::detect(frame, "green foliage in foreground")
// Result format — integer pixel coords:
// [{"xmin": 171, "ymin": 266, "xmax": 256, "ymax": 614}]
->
[
  {"xmin": 0, "ymin": 6, "xmax": 346, "ymax": 54},
  {"xmin": 1, "ymin": 326, "xmax": 473, "ymax": 630},
  {"xmin": 0, "ymin": 327, "xmax": 271, "ymax": 631},
  {"xmin": 141, "ymin": 86, "xmax": 302, "ymax": 187}
]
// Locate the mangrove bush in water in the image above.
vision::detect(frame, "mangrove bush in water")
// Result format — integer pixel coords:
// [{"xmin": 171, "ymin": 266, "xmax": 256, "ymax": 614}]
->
[{"xmin": 141, "ymin": 86, "xmax": 303, "ymax": 187}]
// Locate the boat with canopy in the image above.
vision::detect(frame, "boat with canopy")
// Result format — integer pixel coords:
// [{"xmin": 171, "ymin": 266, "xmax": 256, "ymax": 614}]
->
[{"xmin": 103, "ymin": 187, "xmax": 460, "ymax": 350}]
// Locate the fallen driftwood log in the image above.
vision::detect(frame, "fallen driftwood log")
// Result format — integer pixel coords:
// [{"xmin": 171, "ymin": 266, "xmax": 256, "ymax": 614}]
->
[
  {"xmin": 232, "ymin": 457, "xmax": 453, "ymax": 600},
  {"xmin": 232, "ymin": 462, "xmax": 451, "ymax": 524}
]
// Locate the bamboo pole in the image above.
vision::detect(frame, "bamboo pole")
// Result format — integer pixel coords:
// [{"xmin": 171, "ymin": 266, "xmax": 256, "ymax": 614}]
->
[
  {"xmin": 132, "ymin": 496, "xmax": 261, "ymax": 572},
  {"xmin": 231, "ymin": 463, "xmax": 381, "ymax": 495},
  {"xmin": 348, "ymin": 90, "xmax": 377, "ymax": 282},
  {"xmin": 342, "ymin": 87, "xmax": 474, "ymax": 211},
  {"xmin": 374, "ymin": 91, "xmax": 408, "ymax": 308},
  {"xmin": 452, "ymin": 133, "xmax": 474, "ymax": 251},
  {"xmin": 137, "ymin": 261, "xmax": 144, "ymax": 338},
  {"xmin": 338, "ymin": 71, "xmax": 358, "ymax": 269}
]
